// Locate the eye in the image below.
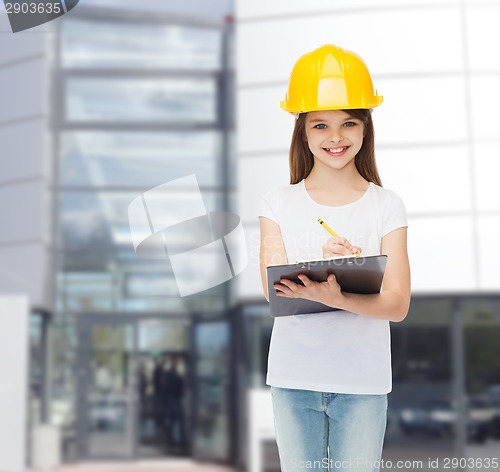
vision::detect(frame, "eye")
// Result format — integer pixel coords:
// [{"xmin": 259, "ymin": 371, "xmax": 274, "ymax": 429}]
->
[
  {"xmin": 313, "ymin": 123, "xmax": 327, "ymax": 129},
  {"xmin": 343, "ymin": 121, "xmax": 357, "ymax": 127}
]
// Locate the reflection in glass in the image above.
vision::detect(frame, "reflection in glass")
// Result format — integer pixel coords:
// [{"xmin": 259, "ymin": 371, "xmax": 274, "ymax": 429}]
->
[
  {"xmin": 136, "ymin": 319, "xmax": 190, "ymax": 457},
  {"xmin": 30, "ymin": 312, "xmax": 48, "ymax": 425},
  {"xmin": 125, "ymin": 274, "xmax": 179, "ymax": 298},
  {"xmin": 59, "ymin": 272, "xmax": 114, "ymax": 295},
  {"xmin": 117, "ymin": 298, "xmax": 190, "ymax": 313},
  {"xmin": 56, "ymin": 263, "xmax": 226, "ymax": 315},
  {"xmin": 62, "ymin": 20, "xmax": 221, "ymax": 70},
  {"xmin": 462, "ymin": 299, "xmax": 500, "ymax": 462},
  {"xmin": 59, "ymin": 190, "xmax": 219, "ymax": 251},
  {"xmin": 91, "ymin": 324, "xmax": 133, "ymax": 350},
  {"xmin": 56, "ymin": 7, "xmax": 230, "ymax": 461},
  {"xmin": 66, "ymin": 78, "xmax": 217, "ymax": 123},
  {"xmin": 193, "ymin": 321, "xmax": 230, "ymax": 460},
  {"xmin": 87, "ymin": 324, "xmax": 135, "ymax": 457},
  {"xmin": 387, "ymin": 299, "xmax": 454, "ymax": 463},
  {"xmin": 60, "ymin": 131, "xmax": 222, "ymax": 188},
  {"xmin": 57, "ymin": 267, "xmax": 185, "ymax": 313},
  {"xmin": 241, "ymin": 304, "xmax": 273, "ymax": 388}
]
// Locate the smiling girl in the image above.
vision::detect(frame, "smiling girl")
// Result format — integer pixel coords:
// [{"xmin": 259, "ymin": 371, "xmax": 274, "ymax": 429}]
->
[{"xmin": 259, "ymin": 45, "xmax": 411, "ymax": 471}]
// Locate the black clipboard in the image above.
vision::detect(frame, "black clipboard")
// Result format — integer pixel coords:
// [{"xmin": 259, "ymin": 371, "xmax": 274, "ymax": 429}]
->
[{"xmin": 267, "ymin": 255, "xmax": 387, "ymax": 317}]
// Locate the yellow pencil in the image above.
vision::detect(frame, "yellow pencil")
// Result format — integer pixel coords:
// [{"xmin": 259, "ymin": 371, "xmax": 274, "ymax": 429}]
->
[
  {"xmin": 317, "ymin": 218, "xmax": 360, "ymax": 257},
  {"xmin": 317, "ymin": 218, "xmax": 339, "ymax": 237}
]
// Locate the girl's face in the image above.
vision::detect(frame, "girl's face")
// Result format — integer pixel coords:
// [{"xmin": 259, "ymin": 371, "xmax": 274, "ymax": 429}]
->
[{"xmin": 304, "ymin": 110, "xmax": 364, "ymax": 173}]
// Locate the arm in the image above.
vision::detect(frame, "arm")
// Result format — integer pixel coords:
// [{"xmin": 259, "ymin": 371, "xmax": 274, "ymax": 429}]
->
[
  {"xmin": 259, "ymin": 216, "xmax": 288, "ymax": 302},
  {"xmin": 275, "ymin": 227, "xmax": 411, "ymax": 322},
  {"xmin": 335, "ymin": 227, "xmax": 411, "ymax": 322}
]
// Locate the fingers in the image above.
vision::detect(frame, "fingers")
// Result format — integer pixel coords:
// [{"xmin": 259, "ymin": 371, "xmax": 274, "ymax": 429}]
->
[
  {"xmin": 297, "ymin": 274, "xmax": 311, "ymax": 286},
  {"xmin": 323, "ymin": 237, "xmax": 362, "ymax": 257},
  {"xmin": 274, "ymin": 275, "xmax": 311, "ymax": 297},
  {"xmin": 274, "ymin": 278, "xmax": 299, "ymax": 297},
  {"xmin": 274, "ymin": 274, "xmax": 340, "ymax": 302},
  {"xmin": 322, "ymin": 274, "xmax": 337, "ymax": 285},
  {"xmin": 327, "ymin": 244, "xmax": 351, "ymax": 256},
  {"xmin": 323, "ymin": 244, "xmax": 359, "ymax": 257}
]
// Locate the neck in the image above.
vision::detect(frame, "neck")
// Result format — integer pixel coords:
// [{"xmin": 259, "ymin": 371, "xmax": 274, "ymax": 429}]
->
[{"xmin": 305, "ymin": 162, "xmax": 367, "ymax": 192}]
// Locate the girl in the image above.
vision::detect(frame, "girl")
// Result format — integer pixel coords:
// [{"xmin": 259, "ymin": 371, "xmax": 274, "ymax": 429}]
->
[{"xmin": 259, "ymin": 45, "xmax": 410, "ymax": 471}]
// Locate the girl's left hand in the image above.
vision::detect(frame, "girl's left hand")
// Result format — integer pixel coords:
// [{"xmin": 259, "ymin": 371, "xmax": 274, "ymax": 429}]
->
[{"xmin": 274, "ymin": 273, "xmax": 343, "ymax": 308}]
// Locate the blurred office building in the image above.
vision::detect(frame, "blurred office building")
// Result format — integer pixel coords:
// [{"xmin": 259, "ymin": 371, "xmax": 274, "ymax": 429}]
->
[
  {"xmin": 1, "ymin": 1, "xmax": 500, "ymax": 471},
  {"xmin": 236, "ymin": 1, "xmax": 500, "ymax": 472},
  {"xmin": 1, "ymin": 0, "xmax": 237, "ymax": 468}
]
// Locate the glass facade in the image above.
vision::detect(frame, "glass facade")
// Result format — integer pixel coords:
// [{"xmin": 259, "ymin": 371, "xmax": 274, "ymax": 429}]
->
[
  {"xmin": 237, "ymin": 297, "xmax": 500, "ymax": 470},
  {"xmin": 50, "ymin": 8, "xmax": 234, "ymax": 462},
  {"xmin": 60, "ymin": 131, "xmax": 223, "ymax": 188},
  {"xmin": 29, "ymin": 310, "xmax": 50, "ymax": 425},
  {"xmin": 463, "ymin": 299, "xmax": 500, "ymax": 466},
  {"xmin": 65, "ymin": 77, "xmax": 217, "ymax": 123},
  {"xmin": 61, "ymin": 19, "xmax": 222, "ymax": 70}
]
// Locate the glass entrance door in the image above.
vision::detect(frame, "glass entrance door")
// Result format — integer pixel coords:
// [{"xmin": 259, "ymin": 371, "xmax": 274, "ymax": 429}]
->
[
  {"xmin": 136, "ymin": 318, "xmax": 191, "ymax": 458},
  {"xmin": 191, "ymin": 318, "xmax": 231, "ymax": 462},
  {"xmin": 77, "ymin": 317, "xmax": 137, "ymax": 459},
  {"xmin": 76, "ymin": 315, "xmax": 192, "ymax": 460}
]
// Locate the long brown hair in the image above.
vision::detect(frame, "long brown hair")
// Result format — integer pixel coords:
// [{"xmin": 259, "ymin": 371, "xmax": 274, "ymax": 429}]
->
[{"xmin": 289, "ymin": 109, "xmax": 382, "ymax": 186}]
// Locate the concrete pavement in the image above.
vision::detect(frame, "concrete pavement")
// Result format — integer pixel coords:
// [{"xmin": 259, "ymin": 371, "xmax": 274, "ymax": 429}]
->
[{"xmin": 41, "ymin": 459, "xmax": 236, "ymax": 472}]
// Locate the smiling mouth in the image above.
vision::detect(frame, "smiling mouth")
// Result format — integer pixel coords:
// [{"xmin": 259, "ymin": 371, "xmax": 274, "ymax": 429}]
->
[{"xmin": 323, "ymin": 146, "xmax": 349, "ymax": 155}]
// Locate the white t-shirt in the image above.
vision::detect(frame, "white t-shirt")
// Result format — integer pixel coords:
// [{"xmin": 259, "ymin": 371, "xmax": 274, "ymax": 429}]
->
[{"xmin": 259, "ymin": 180, "xmax": 408, "ymax": 394}]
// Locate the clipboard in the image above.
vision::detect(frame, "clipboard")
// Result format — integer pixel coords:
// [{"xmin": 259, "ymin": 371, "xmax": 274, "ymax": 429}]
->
[{"xmin": 267, "ymin": 255, "xmax": 387, "ymax": 317}]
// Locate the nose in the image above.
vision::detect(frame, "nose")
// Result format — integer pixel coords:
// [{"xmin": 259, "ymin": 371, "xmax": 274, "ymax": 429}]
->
[{"xmin": 328, "ymin": 128, "xmax": 344, "ymax": 144}]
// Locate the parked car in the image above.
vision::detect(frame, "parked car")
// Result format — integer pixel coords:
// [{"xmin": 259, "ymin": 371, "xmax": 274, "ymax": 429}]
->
[
  {"xmin": 486, "ymin": 385, "xmax": 500, "ymax": 439},
  {"xmin": 467, "ymin": 396, "xmax": 495, "ymax": 443},
  {"xmin": 399, "ymin": 397, "xmax": 494, "ymax": 443}
]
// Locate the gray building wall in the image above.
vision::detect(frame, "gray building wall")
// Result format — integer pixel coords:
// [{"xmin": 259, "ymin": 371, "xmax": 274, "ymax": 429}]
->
[{"xmin": 0, "ymin": 12, "xmax": 54, "ymax": 309}]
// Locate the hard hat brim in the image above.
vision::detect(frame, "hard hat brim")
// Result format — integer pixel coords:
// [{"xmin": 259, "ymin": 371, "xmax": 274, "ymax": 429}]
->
[{"xmin": 280, "ymin": 95, "xmax": 384, "ymax": 114}]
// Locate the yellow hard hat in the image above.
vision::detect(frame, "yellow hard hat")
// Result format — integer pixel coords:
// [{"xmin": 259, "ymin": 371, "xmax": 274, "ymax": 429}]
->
[{"xmin": 280, "ymin": 44, "xmax": 383, "ymax": 113}]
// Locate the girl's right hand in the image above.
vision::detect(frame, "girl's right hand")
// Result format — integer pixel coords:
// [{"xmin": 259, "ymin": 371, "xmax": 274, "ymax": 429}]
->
[{"xmin": 322, "ymin": 237, "xmax": 362, "ymax": 258}]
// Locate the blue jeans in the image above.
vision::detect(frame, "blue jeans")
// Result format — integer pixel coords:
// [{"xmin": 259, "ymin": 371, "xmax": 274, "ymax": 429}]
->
[{"xmin": 271, "ymin": 387, "xmax": 388, "ymax": 472}]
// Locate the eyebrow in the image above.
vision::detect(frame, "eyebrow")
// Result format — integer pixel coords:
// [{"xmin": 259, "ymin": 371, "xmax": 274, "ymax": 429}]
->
[{"xmin": 308, "ymin": 116, "xmax": 360, "ymax": 123}]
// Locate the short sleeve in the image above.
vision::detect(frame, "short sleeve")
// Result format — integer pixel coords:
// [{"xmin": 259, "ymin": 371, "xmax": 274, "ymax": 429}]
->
[
  {"xmin": 258, "ymin": 187, "xmax": 280, "ymax": 224},
  {"xmin": 382, "ymin": 190, "xmax": 408, "ymax": 237}
]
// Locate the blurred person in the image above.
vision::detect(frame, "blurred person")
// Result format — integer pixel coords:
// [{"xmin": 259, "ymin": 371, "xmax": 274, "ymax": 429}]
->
[
  {"xmin": 163, "ymin": 355, "xmax": 188, "ymax": 453},
  {"xmin": 93, "ymin": 360, "xmax": 114, "ymax": 431},
  {"xmin": 138, "ymin": 359, "xmax": 154, "ymax": 439},
  {"xmin": 138, "ymin": 360, "xmax": 148, "ymax": 402},
  {"xmin": 95, "ymin": 360, "xmax": 113, "ymax": 394},
  {"xmin": 153, "ymin": 355, "xmax": 167, "ymax": 439},
  {"xmin": 259, "ymin": 45, "xmax": 411, "ymax": 472}
]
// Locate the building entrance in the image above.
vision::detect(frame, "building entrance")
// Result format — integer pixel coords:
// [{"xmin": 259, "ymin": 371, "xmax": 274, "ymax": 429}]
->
[
  {"xmin": 75, "ymin": 315, "xmax": 192, "ymax": 460},
  {"xmin": 75, "ymin": 314, "xmax": 231, "ymax": 462}
]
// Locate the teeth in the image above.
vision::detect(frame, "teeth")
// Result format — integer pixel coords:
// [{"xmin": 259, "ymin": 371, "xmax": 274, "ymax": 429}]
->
[{"xmin": 325, "ymin": 147, "xmax": 347, "ymax": 153}]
